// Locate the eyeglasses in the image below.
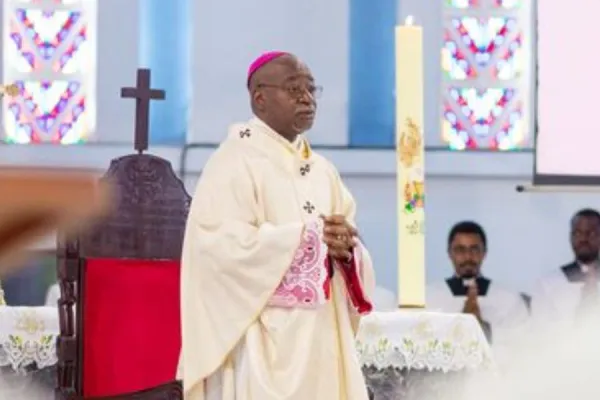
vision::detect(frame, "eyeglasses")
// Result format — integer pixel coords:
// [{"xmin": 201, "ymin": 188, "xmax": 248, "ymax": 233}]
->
[
  {"xmin": 451, "ymin": 245, "xmax": 484, "ymax": 256},
  {"xmin": 258, "ymin": 83, "xmax": 323, "ymax": 99}
]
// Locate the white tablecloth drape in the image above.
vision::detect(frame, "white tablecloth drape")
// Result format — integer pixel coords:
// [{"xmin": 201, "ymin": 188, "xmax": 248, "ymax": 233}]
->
[
  {"xmin": 0, "ymin": 306, "xmax": 59, "ymax": 371},
  {"xmin": 0, "ymin": 307, "xmax": 493, "ymax": 375},
  {"xmin": 356, "ymin": 310, "xmax": 494, "ymax": 372}
]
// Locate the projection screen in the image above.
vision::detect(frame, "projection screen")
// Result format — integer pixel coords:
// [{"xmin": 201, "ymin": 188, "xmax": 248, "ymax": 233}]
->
[{"xmin": 535, "ymin": 0, "xmax": 600, "ymax": 185}]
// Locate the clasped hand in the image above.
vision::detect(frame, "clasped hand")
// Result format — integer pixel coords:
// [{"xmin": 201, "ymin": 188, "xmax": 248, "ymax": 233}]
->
[
  {"xmin": 462, "ymin": 284, "xmax": 482, "ymax": 321},
  {"xmin": 320, "ymin": 214, "xmax": 358, "ymax": 261}
]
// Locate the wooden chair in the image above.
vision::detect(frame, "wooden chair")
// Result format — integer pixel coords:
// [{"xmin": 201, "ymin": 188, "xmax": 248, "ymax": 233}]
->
[{"xmin": 55, "ymin": 153, "xmax": 191, "ymax": 399}]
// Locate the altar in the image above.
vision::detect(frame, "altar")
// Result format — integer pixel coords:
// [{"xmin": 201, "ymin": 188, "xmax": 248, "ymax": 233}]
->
[
  {"xmin": 0, "ymin": 305, "xmax": 493, "ymax": 400},
  {"xmin": 358, "ymin": 311, "xmax": 493, "ymax": 400},
  {"xmin": 0, "ymin": 306, "xmax": 58, "ymax": 398}
]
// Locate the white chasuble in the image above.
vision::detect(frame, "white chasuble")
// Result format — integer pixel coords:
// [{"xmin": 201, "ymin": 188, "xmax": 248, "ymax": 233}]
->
[
  {"xmin": 178, "ymin": 118, "xmax": 375, "ymax": 400},
  {"xmin": 427, "ymin": 277, "xmax": 530, "ymax": 369}
]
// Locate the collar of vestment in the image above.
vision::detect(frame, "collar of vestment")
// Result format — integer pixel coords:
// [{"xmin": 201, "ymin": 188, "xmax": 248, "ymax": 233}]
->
[
  {"xmin": 445, "ymin": 275, "xmax": 491, "ymax": 296},
  {"xmin": 227, "ymin": 117, "xmax": 314, "ymax": 171},
  {"xmin": 561, "ymin": 261, "xmax": 600, "ymax": 283}
]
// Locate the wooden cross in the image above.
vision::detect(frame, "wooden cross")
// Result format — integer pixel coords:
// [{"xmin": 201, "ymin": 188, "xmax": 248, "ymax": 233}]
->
[{"xmin": 121, "ymin": 69, "xmax": 165, "ymax": 154}]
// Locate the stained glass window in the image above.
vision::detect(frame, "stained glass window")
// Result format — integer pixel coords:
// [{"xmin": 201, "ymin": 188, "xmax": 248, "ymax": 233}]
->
[
  {"xmin": 3, "ymin": 0, "xmax": 96, "ymax": 144},
  {"xmin": 446, "ymin": 0, "xmax": 479, "ymax": 9},
  {"xmin": 442, "ymin": 0, "xmax": 530, "ymax": 150}
]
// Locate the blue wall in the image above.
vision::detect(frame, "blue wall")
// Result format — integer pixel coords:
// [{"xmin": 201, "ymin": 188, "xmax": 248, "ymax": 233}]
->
[
  {"xmin": 139, "ymin": 0, "xmax": 398, "ymax": 146},
  {"xmin": 139, "ymin": 0, "xmax": 190, "ymax": 145},
  {"xmin": 349, "ymin": 0, "xmax": 397, "ymax": 147}
]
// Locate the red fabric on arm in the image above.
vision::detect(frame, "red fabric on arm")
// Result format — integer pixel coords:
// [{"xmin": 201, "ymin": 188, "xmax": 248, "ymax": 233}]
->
[
  {"xmin": 336, "ymin": 254, "xmax": 373, "ymax": 315},
  {"xmin": 82, "ymin": 258, "xmax": 181, "ymax": 397}
]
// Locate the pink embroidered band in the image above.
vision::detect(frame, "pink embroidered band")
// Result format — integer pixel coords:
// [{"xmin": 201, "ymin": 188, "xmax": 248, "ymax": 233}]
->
[
  {"xmin": 268, "ymin": 219, "xmax": 330, "ymax": 309},
  {"xmin": 247, "ymin": 51, "xmax": 289, "ymax": 87},
  {"xmin": 267, "ymin": 220, "xmax": 373, "ymax": 315}
]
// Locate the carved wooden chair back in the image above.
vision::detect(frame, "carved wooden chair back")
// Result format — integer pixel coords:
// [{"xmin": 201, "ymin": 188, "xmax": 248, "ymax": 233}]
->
[{"xmin": 55, "ymin": 154, "xmax": 190, "ymax": 399}]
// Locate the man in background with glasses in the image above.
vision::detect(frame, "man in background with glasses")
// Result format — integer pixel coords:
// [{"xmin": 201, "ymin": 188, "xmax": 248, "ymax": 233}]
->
[{"xmin": 427, "ymin": 221, "xmax": 529, "ymax": 369}]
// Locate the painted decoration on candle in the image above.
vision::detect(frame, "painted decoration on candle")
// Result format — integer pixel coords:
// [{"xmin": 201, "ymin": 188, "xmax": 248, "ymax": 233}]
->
[
  {"xmin": 442, "ymin": 1, "xmax": 529, "ymax": 151},
  {"xmin": 398, "ymin": 118, "xmax": 424, "ymax": 214},
  {"xmin": 3, "ymin": 1, "xmax": 97, "ymax": 144}
]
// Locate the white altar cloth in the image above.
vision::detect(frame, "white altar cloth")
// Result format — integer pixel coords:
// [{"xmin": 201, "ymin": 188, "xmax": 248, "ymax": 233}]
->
[
  {"xmin": 0, "ymin": 306, "xmax": 59, "ymax": 371},
  {"xmin": 356, "ymin": 311, "xmax": 493, "ymax": 372},
  {"xmin": 0, "ymin": 308, "xmax": 493, "ymax": 374}
]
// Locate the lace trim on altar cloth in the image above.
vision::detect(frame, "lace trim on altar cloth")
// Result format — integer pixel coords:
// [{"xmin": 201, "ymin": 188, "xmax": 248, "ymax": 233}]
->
[
  {"xmin": 0, "ymin": 335, "xmax": 57, "ymax": 371},
  {"xmin": 268, "ymin": 219, "xmax": 330, "ymax": 309},
  {"xmin": 356, "ymin": 337, "xmax": 492, "ymax": 373},
  {"xmin": 356, "ymin": 313, "xmax": 494, "ymax": 372}
]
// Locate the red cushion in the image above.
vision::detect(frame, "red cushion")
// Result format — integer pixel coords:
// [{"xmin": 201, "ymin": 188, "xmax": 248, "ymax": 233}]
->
[{"xmin": 82, "ymin": 258, "xmax": 181, "ymax": 397}]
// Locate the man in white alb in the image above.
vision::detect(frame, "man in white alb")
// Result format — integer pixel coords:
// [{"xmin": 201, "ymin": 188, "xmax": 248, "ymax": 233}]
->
[
  {"xmin": 427, "ymin": 221, "xmax": 529, "ymax": 368},
  {"xmin": 177, "ymin": 51, "xmax": 375, "ymax": 400},
  {"xmin": 532, "ymin": 208, "xmax": 600, "ymax": 326}
]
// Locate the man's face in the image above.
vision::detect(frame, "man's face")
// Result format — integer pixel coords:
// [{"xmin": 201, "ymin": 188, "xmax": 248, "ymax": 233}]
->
[
  {"xmin": 571, "ymin": 216, "xmax": 600, "ymax": 263},
  {"xmin": 259, "ymin": 57, "xmax": 317, "ymax": 136},
  {"xmin": 448, "ymin": 233, "xmax": 486, "ymax": 278}
]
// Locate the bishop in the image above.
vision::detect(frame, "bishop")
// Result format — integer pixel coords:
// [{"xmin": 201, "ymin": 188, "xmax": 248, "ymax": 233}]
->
[{"xmin": 177, "ymin": 51, "xmax": 375, "ymax": 400}]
